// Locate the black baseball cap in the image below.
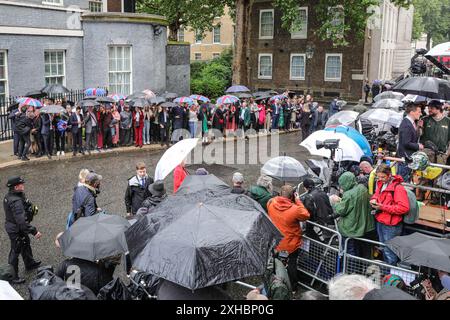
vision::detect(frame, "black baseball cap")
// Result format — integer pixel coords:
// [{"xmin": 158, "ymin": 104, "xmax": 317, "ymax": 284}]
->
[{"xmin": 7, "ymin": 176, "xmax": 25, "ymax": 188}]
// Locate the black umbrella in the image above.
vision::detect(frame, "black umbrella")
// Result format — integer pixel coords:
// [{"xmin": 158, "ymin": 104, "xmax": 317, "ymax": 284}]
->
[
  {"xmin": 392, "ymin": 77, "xmax": 450, "ymax": 100},
  {"xmin": 162, "ymin": 92, "xmax": 178, "ymax": 99},
  {"xmin": 160, "ymin": 101, "xmax": 176, "ymax": 108},
  {"xmin": 41, "ymin": 84, "xmax": 70, "ymax": 95},
  {"xmin": 129, "ymin": 98, "xmax": 148, "ymax": 108},
  {"xmin": 149, "ymin": 96, "xmax": 166, "ymax": 105},
  {"xmin": 78, "ymin": 99, "xmax": 99, "ymax": 108},
  {"xmin": 59, "ymin": 214, "xmax": 130, "ymax": 262},
  {"xmin": 176, "ymin": 175, "xmax": 231, "ymax": 195},
  {"xmin": 83, "ymin": 95, "xmax": 98, "ymax": 100},
  {"xmin": 254, "ymin": 93, "xmax": 271, "ymax": 101},
  {"xmin": 265, "ymin": 90, "xmax": 279, "ymax": 95},
  {"xmin": 40, "ymin": 105, "xmax": 67, "ymax": 114},
  {"xmin": 386, "ymin": 233, "xmax": 450, "ymax": 273},
  {"xmin": 96, "ymin": 96, "xmax": 115, "ymax": 104},
  {"xmin": 125, "ymin": 190, "xmax": 282, "ymax": 290},
  {"xmin": 235, "ymin": 92, "xmax": 253, "ymax": 99},
  {"xmin": 26, "ymin": 90, "xmax": 47, "ymax": 99},
  {"xmin": 363, "ymin": 287, "xmax": 416, "ymax": 300}
]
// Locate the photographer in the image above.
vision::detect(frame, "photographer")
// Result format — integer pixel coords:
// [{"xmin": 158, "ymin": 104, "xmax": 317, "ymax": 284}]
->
[
  {"xmin": 3, "ymin": 176, "xmax": 42, "ymax": 284},
  {"xmin": 267, "ymin": 185, "xmax": 310, "ymax": 291}
]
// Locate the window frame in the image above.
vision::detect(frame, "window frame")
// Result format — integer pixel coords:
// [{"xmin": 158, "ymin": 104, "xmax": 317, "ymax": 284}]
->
[
  {"xmin": 44, "ymin": 50, "xmax": 66, "ymax": 86},
  {"xmin": 324, "ymin": 53, "xmax": 343, "ymax": 82},
  {"xmin": 327, "ymin": 5, "xmax": 345, "ymax": 39},
  {"xmin": 108, "ymin": 45, "xmax": 133, "ymax": 96},
  {"xmin": 213, "ymin": 25, "xmax": 221, "ymax": 44},
  {"xmin": 194, "ymin": 53, "xmax": 202, "ymax": 61},
  {"xmin": 212, "ymin": 53, "xmax": 220, "ymax": 59},
  {"xmin": 259, "ymin": 9, "xmax": 274, "ymax": 40},
  {"xmin": 89, "ymin": 0, "xmax": 103, "ymax": 12},
  {"xmin": 177, "ymin": 28, "xmax": 185, "ymax": 42},
  {"xmin": 291, "ymin": 7, "xmax": 308, "ymax": 40},
  {"xmin": 0, "ymin": 50, "xmax": 9, "ymax": 103},
  {"xmin": 42, "ymin": 0, "xmax": 63, "ymax": 6},
  {"xmin": 258, "ymin": 53, "xmax": 273, "ymax": 80},
  {"xmin": 195, "ymin": 30, "xmax": 203, "ymax": 44},
  {"xmin": 289, "ymin": 53, "xmax": 306, "ymax": 80}
]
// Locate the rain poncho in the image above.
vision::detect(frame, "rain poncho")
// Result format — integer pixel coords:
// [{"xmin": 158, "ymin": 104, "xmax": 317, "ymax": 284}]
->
[{"xmin": 334, "ymin": 172, "xmax": 375, "ymax": 237}]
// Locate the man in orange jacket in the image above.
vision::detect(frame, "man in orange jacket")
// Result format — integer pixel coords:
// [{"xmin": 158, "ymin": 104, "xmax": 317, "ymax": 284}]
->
[{"xmin": 267, "ymin": 184, "xmax": 310, "ymax": 291}]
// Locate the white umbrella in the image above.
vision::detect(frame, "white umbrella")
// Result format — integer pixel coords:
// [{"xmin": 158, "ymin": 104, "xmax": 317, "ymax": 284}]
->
[
  {"xmin": 0, "ymin": 280, "xmax": 23, "ymax": 300},
  {"xmin": 426, "ymin": 42, "xmax": 450, "ymax": 57},
  {"xmin": 154, "ymin": 138, "xmax": 199, "ymax": 181},
  {"xmin": 261, "ymin": 156, "xmax": 308, "ymax": 182},
  {"xmin": 360, "ymin": 109, "xmax": 404, "ymax": 128},
  {"xmin": 372, "ymin": 98, "xmax": 404, "ymax": 111},
  {"xmin": 326, "ymin": 111, "xmax": 359, "ymax": 127},
  {"xmin": 300, "ymin": 130, "xmax": 365, "ymax": 162}
]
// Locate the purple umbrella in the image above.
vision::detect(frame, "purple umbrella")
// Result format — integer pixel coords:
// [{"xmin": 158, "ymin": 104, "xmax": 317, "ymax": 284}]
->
[{"xmin": 225, "ymin": 85, "xmax": 250, "ymax": 93}]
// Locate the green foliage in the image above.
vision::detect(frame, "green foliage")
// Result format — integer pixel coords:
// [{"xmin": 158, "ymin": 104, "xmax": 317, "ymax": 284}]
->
[
  {"xmin": 412, "ymin": 0, "xmax": 450, "ymax": 46},
  {"xmin": 190, "ymin": 50, "xmax": 233, "ymax": 99}
]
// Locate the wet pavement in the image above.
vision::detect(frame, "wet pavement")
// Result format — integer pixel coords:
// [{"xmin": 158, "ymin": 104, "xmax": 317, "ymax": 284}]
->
[{"xmin": 0, "ymin": 131, "xmax": 317, "ymax": 299}]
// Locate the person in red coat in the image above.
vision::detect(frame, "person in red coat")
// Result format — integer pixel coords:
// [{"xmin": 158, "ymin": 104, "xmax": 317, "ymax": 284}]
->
[
  {"xmin": 173, "ymin": 159, "xmax": 189, "ymax": 193},
  {"xmin": 370, "ymin": 164, "xmax": 409, "ymax": 265},
  {"xmin": 133, "ymin": 106, "xmax": 144, "ymax": 148}
]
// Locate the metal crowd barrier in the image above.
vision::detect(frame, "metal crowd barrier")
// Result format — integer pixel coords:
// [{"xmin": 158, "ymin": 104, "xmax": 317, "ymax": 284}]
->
[
  {"xmin": 296, "ymin": 220, "xmax": 343, "ymax": 292},
  {"xmin": 342, "ymin": 237, "xmax": 420, "ymax": 295}
]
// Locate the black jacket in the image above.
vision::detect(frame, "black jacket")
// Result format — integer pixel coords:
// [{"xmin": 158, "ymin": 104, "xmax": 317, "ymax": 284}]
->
[
  {"xmin": 72, "ymin": 185, "xmax": 98, "ymax": 218},
  {"xmin": 302, "ymin": 188, "xmax": 334, "ymax": 241},
  {"xmin": 231, "ymin": 187, "xmax": 246, "ymax": 194},
  {"xmin": 397, "ymin": 117, "xmax": 419, "ymax": 158},
  {"xmin": 124, "ymin": 175, "xmax": 153, "ymax": 214},
  {"xmin": 15, "ymin": 113, "xmax": 33, "ymax": 135},
  {"xmin": 3, "ymin": 191, "xmax": 37, "ymax": 237}
]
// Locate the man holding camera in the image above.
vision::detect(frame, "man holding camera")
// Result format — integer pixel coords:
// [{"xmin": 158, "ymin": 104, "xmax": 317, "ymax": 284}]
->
[
  {"xmin": 267, "ymin": 185, "xmax": 310, "ymax": 291},
  {"xmin": 3, "ymin": 176, "xmax": 42, "ymax": 284}
]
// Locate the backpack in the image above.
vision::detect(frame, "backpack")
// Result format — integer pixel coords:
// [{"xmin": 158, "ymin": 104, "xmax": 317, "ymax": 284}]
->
[
  {"xmin": 263, "ymin": 256, "xmax": 292, "ymax": 300},
  {"xmin": 66, "ymin": 196, "xmax": 90, "ymax": 229},
  {"xmin": 393, "ymin": 186, "xmax": 419, "ymax": 224}
]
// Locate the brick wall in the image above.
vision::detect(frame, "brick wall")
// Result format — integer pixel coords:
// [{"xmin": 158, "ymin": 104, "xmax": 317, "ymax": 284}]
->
[{"xmin": 107, "ymin": 0, "xmax": 122, "ymax": 12}]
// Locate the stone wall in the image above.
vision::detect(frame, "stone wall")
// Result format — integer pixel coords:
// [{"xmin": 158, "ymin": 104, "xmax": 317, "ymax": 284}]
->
[{"xmin": 166, "ymin": 43, "xmax": 190, "ymax": 96}]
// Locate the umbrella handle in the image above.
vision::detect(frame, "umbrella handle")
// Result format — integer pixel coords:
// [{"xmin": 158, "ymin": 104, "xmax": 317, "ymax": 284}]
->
[{"xmin": 127, "ymin": 275, "xmax": 157, "ymax": 300}]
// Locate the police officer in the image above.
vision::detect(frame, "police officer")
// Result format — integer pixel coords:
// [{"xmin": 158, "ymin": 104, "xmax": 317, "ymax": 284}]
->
[{"xmin": 3, "ymin": 176, "xmax": 42, "ymax": 284}]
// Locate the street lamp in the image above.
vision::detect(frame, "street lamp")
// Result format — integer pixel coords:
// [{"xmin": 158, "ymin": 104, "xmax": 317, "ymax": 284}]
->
[{"xmin": 306, "ymin": 44, "xmax": 315, "ymax": 94}]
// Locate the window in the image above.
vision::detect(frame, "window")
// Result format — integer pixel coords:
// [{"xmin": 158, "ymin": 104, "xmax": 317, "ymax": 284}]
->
[
  {"xmin": 109, "ymin": 46, "xmax": 132, "ymax": 95},
  {"xmin": 290, "ymin": 54, "xmax": 306, "ymax": 80},
  {"xmin": 258, "ymin": 54, "xmax": 272, "ymax": 79},
  {"xmin": 42, "ymin": 0, "xmax": 63, "ymax": 5},
  {"xmin": 327, "ymin": 6, "xmax": 345, "ymax": 39},
  {"xmin": 177, "ymin": 29, "xmax": 185, "ymax": 42},
  {"xmin": 213, "ymin": 25, "xmax": 221, "ymax": 44},
  {"xmin": 212, "ymin": 53, "xmax": 220, "ymax": 59},
  {"xmin": 195, "ymin": 30, "xmax": 203, "ymax": 44},
  {"xmin": 291, "ymin": 7, "xmax": 308, "ymax": 39},
  {"xmin": 195, "ymin": 53, "xmax": 202, "ymax": 60},
  {"xmin": 0, "ymin": 51, "xmax": 8, "ymax": 104},
  {"xmin": 259, "ymin": 9, "xmax": 274, "ymax": 39},
  {"xmin": 44, "ymin": 50, "xmax": 65, "ymax": 85},
  {"xmin": 324, "ymin": 54, "xmax": 342, "ymax": 82},
  {"xmin": 89, "ymin": 1, "xmax": 103, "ymax": 12}
]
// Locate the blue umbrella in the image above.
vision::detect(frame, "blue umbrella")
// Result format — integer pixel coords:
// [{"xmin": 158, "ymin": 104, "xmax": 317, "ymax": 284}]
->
[
  {"xmin": 226, "ymin": 85, "xmax": 250, "ymax": 93},
  {"xmin": 325, "ymin": 125, "xmax": 372, "ymax": 157},
  {"xmin": 84, "ymin": 88, "xmax": 107, "ymax": 96},
  {"xmin": 174, "ymin": 96, "xmax": 194, "ymax": 105}
]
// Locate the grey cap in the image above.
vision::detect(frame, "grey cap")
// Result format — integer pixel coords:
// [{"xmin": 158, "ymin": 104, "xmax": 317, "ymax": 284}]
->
[
  {"xmin": 232, "ymin": 172, "xmax": 244, "ymax": 184},
  {"xmin": 85, "ymin": 172, "xmax": 102, "ymax": 185}
]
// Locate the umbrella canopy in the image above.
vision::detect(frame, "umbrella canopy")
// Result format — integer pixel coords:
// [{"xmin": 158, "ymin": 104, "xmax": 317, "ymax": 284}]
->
[
  {"xmin": 372, "ymin": 98, "xmax": 404, "ymax": 111},
  {"xmin": 25, "ymin": 90, "xmax": 47, "ymax": 99},
  {"xmin": 96, "ymin": 96, "xmax": 115, "ymax": 104},
  {"xmin": 40, "ymin": 105, "xmax": 67, "ymax": 114},
  {"xmin": 401, "ymin": 94, "xmax": 428, "ymax": 104},
  {"xmin": 326, "ymin": 110, "xmax": 359, "ymax": 127},
  {"xmin": 392, "ymin": 77, "xmax": 450, "ymax": 100},
  {"xmin": 160, "ymin": 101, "xmax": 176, "ymax": 108},
  {"xmin": 266, "ymin": 90, "xmax": 279, "ymax": 95},
  {"xmin": 226, "ymin": 85, "xmax": 250, "ymax": 93},
  {"xmin": 142, "ymin": 89, "xmax": 156, "ymax": 98},
  {"xmin": 324, "ymin": 126, "xmax": 372, "ymax": 157},
  {"xmin": 270, "ymin": 94, "xmax": 288, "ymax": 102},
  {"xmin": 174, "ymin": 96, "xmax": 194, "ymax": 105},
  {"xmin": 386, "ymin": 233, "xmax": 450, "ymax": 273},
  {"xmin": 16, "ymin": 97, "xmax": 43, "ymax": 108},
  {"xmin": 235, "ymin": 92, "xmax": 253, "ymax": 99},
  {"xmin": 78, "ymin": 100, "xmax": 99, "ymax": 108},
  {"xmin": 360, "ymin": 109, "xmax": 403, "ymax": 128},
  {"xmin": 41, "ymin": 84, "xmax": 70, "ymax": 95},
  {"xmin": 84, "ymin": 88, "xmax": 107, "ymax": 97},
  {"xmin": 126, "ymin": 92, "xmax": 147, "ymax": 101},
  {"xmin": 261, "ymin": 156, "xmax": 308, "ymax": 182},
  {"xmin": 154, "ymin": 138, "xmax": 199, "ymax": 181},
  {"xmin": 189, "ymin": 94, "xmax": 210, "ymax": 103},
  {"xmin": 149, "ymin": 96, "xmax": 166, "ymax": 105},
  {"xmin": 177, "ymin": 174, "xmax": 231, "ymax": 195},
  {"xmin": 0, "ymin": 280, "xmax": 23, "ymax": 300},
  {"xmin": 108, "ymin": 94, "xmax": 126, "ymax": 102},
  {"xmin": 426, "ymin": 42, "xmax": 450, "ymax": 57},
  {"xmin": 125, "ymin": 191, "xmax": 282, "ymax": 290},
  {"xmin": 59, "ymin": 214, "xmax": 130, "ymax": 262},
  {"xmin": 373, "ymin": 91, "xmax": 405, "ymax": 102},
  {"xmin": 254, "ymin": 94, "xmax": 272, "ymax": 101},
  {"xmin": 216, "ymin": 95, "xmax": 239, "ymax": 105},
  {"xmin": 162, "ymin": 92, "xmax": 178, "ymax": 99},
  {"xmin": 253, "ymin": 91, "xmax": 267, "ymax": 97},
  {"xmin": 300, "ymin": 130, "xmax": 365, "ymax": 162},
  {"xmin": 129, "ymin": 98, "xmax": 148, "ymax": 108}
]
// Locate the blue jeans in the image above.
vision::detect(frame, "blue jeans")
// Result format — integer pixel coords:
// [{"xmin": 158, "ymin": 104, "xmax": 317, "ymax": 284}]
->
[
  {"xmin": 272, "ymin": 114, "xmax": 279, "ymax": 129},
  {"xmin": 143, "ymin": 120, "xmax": 151, "ymax": 144},
  {"xmin": 397, "ymin": 162, "xmax": 411, "ymax": 183},
  {"xmin": 377, "ymin": 222, "xmax": 402, "ymax": 265},
  {"xmin": 189, "ymin": 121, "xmax": 197, "ymax": 138}
]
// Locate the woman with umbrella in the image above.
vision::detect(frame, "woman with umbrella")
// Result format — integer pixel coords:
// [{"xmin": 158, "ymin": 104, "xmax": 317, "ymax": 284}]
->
[
  {"xmin": 212, "ymin": 104, "xmax": 225, "ymax": 137},
  {"xmin": 225, "ymin": 103, "xmax": 238, "ymax": 135},
  {"xmin": 53, "ymin": 111, "xmax": 67, "ymax": 156},
  {"xmin": 133, "ymin": 105, "xmax": 144, "ymax": 148},
  {"xmin": 111, "ymin": 105, "xmax": 121, "ymax": 148}
]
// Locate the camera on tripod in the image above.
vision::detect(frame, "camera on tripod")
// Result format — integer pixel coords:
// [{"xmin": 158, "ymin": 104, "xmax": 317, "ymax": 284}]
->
[{"xmin": 316, "ymin": 139, "xmax": 340, "ymax": 151}]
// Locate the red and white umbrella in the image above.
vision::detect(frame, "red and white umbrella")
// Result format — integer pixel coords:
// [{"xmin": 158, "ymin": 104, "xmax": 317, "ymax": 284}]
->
[{"xmin": 427, "ymin": 42, "xmax": 450, "ymax": 57}]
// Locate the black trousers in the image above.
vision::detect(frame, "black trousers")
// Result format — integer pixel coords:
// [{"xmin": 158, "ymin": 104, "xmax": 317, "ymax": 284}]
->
[
  {"xmin": 72, "ymin": 130, "xmax": 83, "ymax": 153},
  {"xmin": 160, "ymin": 127, "xmax": 170, "ymax": 146},
  {"xmin": 55, "ymin": 131, "xmax": 65, "ymax": 152},
  {"xmin": 287, "ymin": 248, "xmax": 300, "ymax": 291},
  {"xmin": 13, "ymin": 132, "xmax": 20, "ymax": 155},
  {"xmin": 151, "ymin": 123, "xmax": 160, "ymax": 142},
  {"xmin": 8, "ymin": 234, "xmax": 35, "ymax": 277},
  {"xmin": 18, "ymin": 133, "xmax": 31, "ymax": 157},
  {"xmin": 103, "ymin": 128, "xmax": 112, "ymax": 148}
]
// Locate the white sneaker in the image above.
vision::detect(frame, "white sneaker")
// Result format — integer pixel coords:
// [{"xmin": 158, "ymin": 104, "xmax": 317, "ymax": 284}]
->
[
  {"xmin": 61, "ymin": 151, "xmax": 65, "ymax": 156},
  {"xmin": 57, "ymin": 151, "xmax": 61, "ymax": 156}
]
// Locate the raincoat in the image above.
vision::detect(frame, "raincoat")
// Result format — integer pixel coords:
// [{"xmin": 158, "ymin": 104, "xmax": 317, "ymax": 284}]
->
[
  {"xmin": 248, "ymin": 185, "xmax": 273, "ymax": 211},
  {"xmin": 334, "ymin": 172, "xmax": 375, "ymax": 237}
]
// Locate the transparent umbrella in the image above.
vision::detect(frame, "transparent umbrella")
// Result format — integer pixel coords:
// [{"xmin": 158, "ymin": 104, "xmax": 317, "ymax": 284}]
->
[
  {"xmin": 261, "ymin": 156, "xmax": 308, "ymax": 182},
  {"xmin": 372, "ymin": 98, "xmax": 404, "ymax": 111},
  {"xmin": 326, "ymin": 111, "xmax": 359, "ymax": 127}
]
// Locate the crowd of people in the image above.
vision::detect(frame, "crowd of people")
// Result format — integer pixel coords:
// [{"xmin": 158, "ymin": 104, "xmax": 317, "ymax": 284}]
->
[{"xmin": 7, "ymin": 92, "xmax": 342, "ymax": 162}]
